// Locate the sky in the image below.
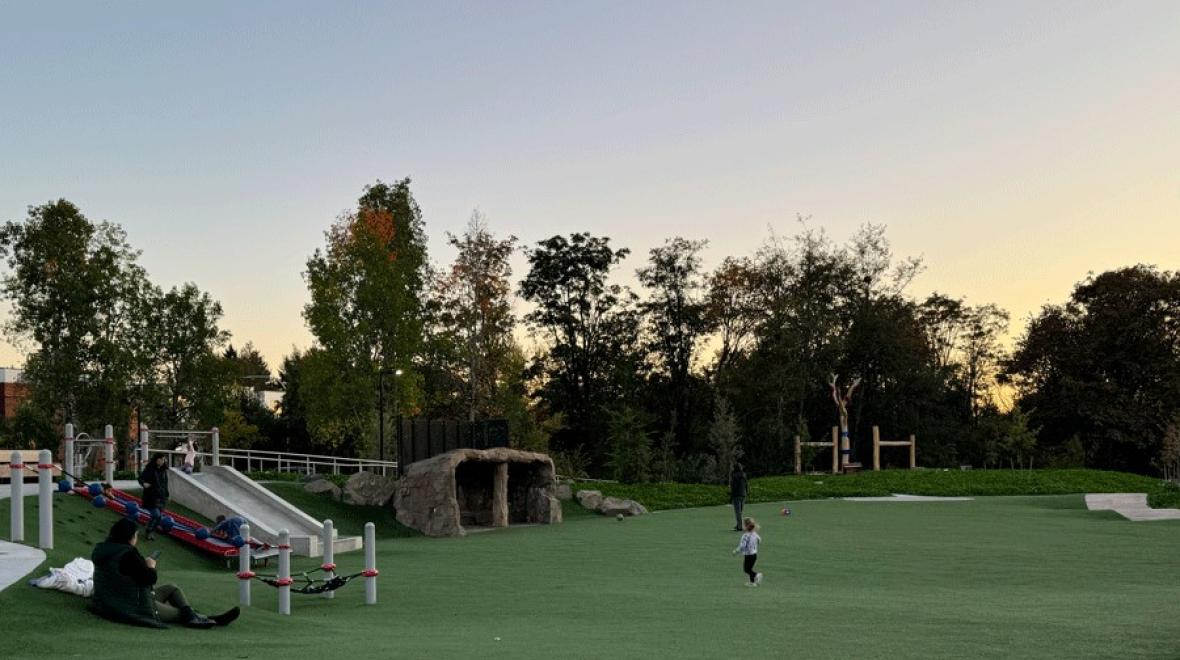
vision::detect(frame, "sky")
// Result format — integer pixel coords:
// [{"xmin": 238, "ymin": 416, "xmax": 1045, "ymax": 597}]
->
[{"xmin": 1, "ymin": 1, "xmax": 1177, "ymax": 371}]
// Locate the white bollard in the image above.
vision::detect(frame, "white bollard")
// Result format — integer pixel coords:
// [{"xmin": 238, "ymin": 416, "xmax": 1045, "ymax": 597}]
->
[
  {"xmin": 321, "ymin": 519, "xmax": 336, "ymax": 600},
  {"xmin": 63, "ymin": 424, "xmax": 75, "ymax": 484},
  {"xmin": 237, "ymin": 523, "xmax": 253, "ymax": 607},
  {"xmin": 139, "ymin": 427, "xmax": 149, "ymax": 470},
  {"xmin": 9, "ymin": 451, "xmax": 24, "ymax": 542},
  {"xmin": 38, "ymin": 449, "xmax": 53, "ymax": 550},
  {"xmin": 103, "ymin": 424, "xmax": 115, "ymax": 484},
  {"xmin": 363, "ymin": 522, "xmax": 378, "ymax": 605},
  {"xmin": 211, "ymin": 427, "xmax": 220, "ymax": 467},
  {"xmin": 277, "ymin": 528, "xmax": 291, "ymax": 615}
]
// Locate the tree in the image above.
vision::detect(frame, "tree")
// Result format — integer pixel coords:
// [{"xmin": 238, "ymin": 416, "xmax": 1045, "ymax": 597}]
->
[
  {"xmin": 1006, "ymin": 265, "xmax": 1180, "ymax": 472},
  {"xmin": 705, "ymin": 397, "xmax": 743, "ymax": 482},
  {"xmin": 0, "ymin": 200, "xmax": 148, "ymax": 431},
  {"xmin": 137, "ymin": 283, "xmax": 231, "ymax": 428},
  {"xmin": 302, "ymin": 179, "xmax": 430, "ymax": 454},
  {"xmin": 1155, "ymin": 413, "xmax": 1180, "ymax": 481},
  {"xmin": 637, "ymin": 237, "xmax": 711, "ymax": 445},
  {"xmin": 705, "ymin": 256, "xmax": 763, "ymax": 375},
  {"xmin": 606, "ymin": 405, "xmax": 652, "ymax": 484},
  {"xmin": 223, "ymin": 342, "xmax": 273, "ymax": 390},
  {"xmin": 430, "ymin": 212, "xmax": 517, "ymax": 421},
  {"xmin": 519, "ymin": 233, "xmax": 640, "ymax": 463}
]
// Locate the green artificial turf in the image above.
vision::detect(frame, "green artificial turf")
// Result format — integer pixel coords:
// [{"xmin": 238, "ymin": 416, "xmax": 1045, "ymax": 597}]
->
[{"xmin": 2, "ymin": 487, "xmax": 1179, "ymax": 659}]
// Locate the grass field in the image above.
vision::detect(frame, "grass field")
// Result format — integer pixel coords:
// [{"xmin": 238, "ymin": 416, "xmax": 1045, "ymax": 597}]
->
[{"xmin": 2, "ymin": 486, "xmax": 1179, "ymax": 659}]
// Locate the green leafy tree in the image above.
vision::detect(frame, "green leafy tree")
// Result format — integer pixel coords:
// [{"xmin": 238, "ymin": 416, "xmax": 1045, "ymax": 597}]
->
[
  {"xmin": 0, "ymin": 200, "xmax": 148, "ymax": 432},
  {"xmin": 705, "ymin": 397, "xmax": 743, "ymax": 482},
  {"xmin": 302, "ymin": 179, "xmax": 429, "ymax": 454},
  {"xmin": 638, "ymin": 237, "xmax": 711, "ymax": 446},
  {"xmin": 1006, "ymin": 265, "xmax": 1180, "ymax": 472},
  {"xmin": 607, "ymin": 405, "xmax": 652, "ymax": 484},
  {"xmin": 429, "ymin": 212, "xmax": 518, "ymax": 421},
  {"xmin": 519, "ymin": 233, "xmax": 642, "ymax": 464}
]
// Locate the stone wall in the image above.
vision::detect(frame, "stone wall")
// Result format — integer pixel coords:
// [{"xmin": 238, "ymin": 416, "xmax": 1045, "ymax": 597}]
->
[{"xmin": 393, "ymin": 447, "xmax": 562, "ymax": 537}]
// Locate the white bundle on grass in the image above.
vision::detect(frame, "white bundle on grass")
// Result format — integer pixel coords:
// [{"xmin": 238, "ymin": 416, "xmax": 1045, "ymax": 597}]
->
[{"xmin": 29, "ymin": 557, "xmax": 94, "ymax": 597}]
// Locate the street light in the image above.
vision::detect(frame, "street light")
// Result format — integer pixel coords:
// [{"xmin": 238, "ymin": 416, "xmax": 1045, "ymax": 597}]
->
[{"xmin": 378, "ymin": 368, "xmax": 404, "ymax": 462}]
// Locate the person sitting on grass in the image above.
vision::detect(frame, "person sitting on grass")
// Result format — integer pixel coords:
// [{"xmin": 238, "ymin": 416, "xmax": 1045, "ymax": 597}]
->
[
  {"xmin": 91, "ymin": 518, "xmax": 240, "ymax": 629},
  {"xmin": 210, "ymin": 514, "xmax": 247, "ymax": 541}
]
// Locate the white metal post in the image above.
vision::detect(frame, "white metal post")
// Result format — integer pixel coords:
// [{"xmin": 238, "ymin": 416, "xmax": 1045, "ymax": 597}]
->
[
  {"xmin": 103, "ymin": 424, "xmax": 115, "ymax": 484},
  {"xmin": 63, "ymin": 423, "xmax": 75, "ymax": 484},
  {"xmin": 211, "ymin": 427, "xmax": 220, "ymax": 467},
  {"xmin": 277, "ymin": 528, "xmax": 291, "ymax": 615},
  {"xmin": 321, "ymin": 519, "xmax": 336, "ymax": 600},
  {"xmin": 37, "ymin": 449, "xmax": 53, "ymax": 550},
  {"xmin": 237, "ymin": 523, "xmax": 253, "ymax": 607},
  {"xmin": 9, "ymin": 451, "xmax": 24, "ymax": 542},
  {"xmin": 363, "ymin": 522, "xmax": 378, "ymax": 605}
]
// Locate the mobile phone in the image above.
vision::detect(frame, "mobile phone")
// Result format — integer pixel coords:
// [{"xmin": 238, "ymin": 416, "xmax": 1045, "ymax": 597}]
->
[{"xmin": 148, "ymin": 550, "xmax": 162, "ymax": 560}]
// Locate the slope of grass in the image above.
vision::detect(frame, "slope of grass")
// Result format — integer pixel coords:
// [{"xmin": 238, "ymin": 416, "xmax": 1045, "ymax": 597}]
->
[
  {"xmin": 570, "ymin": 468, "xmax": 1180, "ymax": 511},
  {"xmin": 259, "ymin": 481, "xmax": 418, "ymax": 539}
]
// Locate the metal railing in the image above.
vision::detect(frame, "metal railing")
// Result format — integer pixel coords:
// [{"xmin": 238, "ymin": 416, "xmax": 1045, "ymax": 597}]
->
[{"xmin": 151, "ymin": 447, "xmax": 396, "ymax": 477}]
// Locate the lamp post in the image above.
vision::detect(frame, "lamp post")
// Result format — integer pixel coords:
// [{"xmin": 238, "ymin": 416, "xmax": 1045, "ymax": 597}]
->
[{"xmin": 378, "ymin": 368, "xmax": 403, "ymax": 462}]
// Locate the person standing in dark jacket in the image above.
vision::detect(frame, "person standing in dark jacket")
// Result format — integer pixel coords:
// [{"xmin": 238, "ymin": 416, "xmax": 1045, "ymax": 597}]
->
[
  {"xmin": 138, "ymin": 454, "xmax": 170, "ymax": 540},
  {"xmin": 91, "ymin": 518, "xmax": 238, "ymax": 628},
  {"xmin": 730, "ymin": 464, "xmax": 748, "ymax": 531}
]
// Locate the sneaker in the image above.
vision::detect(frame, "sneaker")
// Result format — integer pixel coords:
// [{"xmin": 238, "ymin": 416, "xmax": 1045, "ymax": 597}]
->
[
  {"xmin": 211, "ymin": 606, "xmax": 240, "ymax": 626},
  {"xmin": 145, "ymin": 533, "xmax": 155, "ymax": 541},
  {"xmin": 755, "ymin": 572, "xmax": 763, "ymax": 585},
  {"xmin": 745, "ymin": 581, "xmax": 756, "ymax": 587}
]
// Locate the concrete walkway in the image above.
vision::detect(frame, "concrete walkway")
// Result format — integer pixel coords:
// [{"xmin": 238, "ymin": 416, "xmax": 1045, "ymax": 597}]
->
[
  {"xmin": 844, "ymin": 494, "xmax": 975, "ymax": 502},
  {"xmin": 1085, "ymin": 493, "xmax": 1180, "ymax": 521},
  {"xmin": 0, "ymin": 541, "xmax": 45, "ymax": 593}
]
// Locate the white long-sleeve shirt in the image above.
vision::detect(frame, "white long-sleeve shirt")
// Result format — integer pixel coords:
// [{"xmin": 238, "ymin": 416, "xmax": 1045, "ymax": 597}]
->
[{"xmin": 736, "ymin": 531, "xmax": 761, "ymax": 556}]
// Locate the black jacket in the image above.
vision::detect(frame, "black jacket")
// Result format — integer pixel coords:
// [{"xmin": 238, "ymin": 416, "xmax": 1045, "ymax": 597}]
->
[
  {"xmin": 91, "ymin": 541, "xmax": 165, "ymax": 628},
  {"xmin": 138, "ymin": 464, "xmax": 169, "ymax": 509},
  {"xmin": 730, "ymin": 470, "xmax": 748, "ymax": 499}
]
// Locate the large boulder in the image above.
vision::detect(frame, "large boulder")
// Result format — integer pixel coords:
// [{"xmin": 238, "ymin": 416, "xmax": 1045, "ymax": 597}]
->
[
  {"xmin": 343, "ymin": 471, "xmax": 397, "ymax": 507},
  {"xmin": 304, "ymin": 478, "xmax": 341, "ymax": 500},
  {"xmin": 598, "ymin": 496, "xmax": 648, "ymax": 517},
  {"xmin": 555, "ymin": 482, "xmax": 573, "ymax": 501},
  {"xmin": 576, "ymin": 490, "xmax": 603, "ymax": 510}
]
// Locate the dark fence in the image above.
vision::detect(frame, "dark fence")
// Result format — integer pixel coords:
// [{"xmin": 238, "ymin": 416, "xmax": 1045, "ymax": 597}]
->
[{"xmin": 396, "ymin": 418, "xmax": 510, "ymax": 469}]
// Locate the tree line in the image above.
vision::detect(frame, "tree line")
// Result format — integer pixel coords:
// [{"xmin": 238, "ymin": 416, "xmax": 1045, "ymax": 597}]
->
[{"xmin": 2, "ymin": 184, "xmax": 1177, "ymax": 482}]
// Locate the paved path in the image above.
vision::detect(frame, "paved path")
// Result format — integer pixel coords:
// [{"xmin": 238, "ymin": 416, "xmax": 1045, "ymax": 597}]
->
[
  {"xmin": 844, "ymin": 494, "xmax": 975, "ymax": 502},
  {"xmin": 0, "ymin": 541, "xmax": 45, "ymax": 593},
  {"xmin": 1085, "ymin": 493, "xmax": 1180, "ymax": 521}
]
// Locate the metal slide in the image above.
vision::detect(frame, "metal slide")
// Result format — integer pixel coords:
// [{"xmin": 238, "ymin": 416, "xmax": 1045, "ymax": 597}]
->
[{"xmin": 169, "ymin": 465, "xmax": 362, "ymax": 557}]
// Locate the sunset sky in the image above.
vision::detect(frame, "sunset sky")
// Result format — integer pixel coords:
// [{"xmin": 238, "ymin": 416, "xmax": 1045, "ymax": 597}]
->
[{"xmin": 1, "ymin": 1, "xmax": 1177, "ymax": 370}]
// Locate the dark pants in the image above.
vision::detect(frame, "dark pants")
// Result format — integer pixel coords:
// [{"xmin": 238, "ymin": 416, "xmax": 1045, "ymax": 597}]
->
[
  {"xmin": 153, "ymin": 583, "xmax": 191, "ymax": 623},
  {"xmin": 743, "ymin": 554, "xmax": 758, "ymax": 582},
  {"xmin": 732, "ymin": 497, "xmax": 745, "ymax": 529},
  {"xmin": 146, "ymin": 502, "xmax": 167, "ymax": 535}
]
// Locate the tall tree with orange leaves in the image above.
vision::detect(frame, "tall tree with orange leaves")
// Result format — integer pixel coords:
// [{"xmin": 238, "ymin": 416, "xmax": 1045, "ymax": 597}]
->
[{"xmin": 302, "ymin": 179, "xmax": 429, "ymax": 453}]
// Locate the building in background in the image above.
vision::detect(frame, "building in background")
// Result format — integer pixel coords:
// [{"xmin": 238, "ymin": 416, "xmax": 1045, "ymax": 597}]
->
[{"xmin": 0, "ymin": 368, "xmax": 30, "ymax": 419}]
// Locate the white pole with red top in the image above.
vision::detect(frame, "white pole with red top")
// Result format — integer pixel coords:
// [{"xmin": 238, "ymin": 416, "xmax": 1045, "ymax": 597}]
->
[
  {"xmin": 103, "ymin": 424, "xmax": 115, "ymax": 484},
  {"xmin": 9, "ymin": 451, "xmax": 24, "ymax": 542},
  {"xmin": 363, "ymin": 522, "xmax": 378, "ymax": 605},
  {"xmin": 237, "ymin": 523, "xmax": 253, "ymax": 607},
  {"xmin": 277, "ymin": 528, "xmax": 292, "ymax": 615},
  {"xmin": 321, "ymin": 519, "xmax": 336, "ymax": 600},
  {"xmin": 38, "ymin": 449, "xmax": 53, "ymax": 549}
]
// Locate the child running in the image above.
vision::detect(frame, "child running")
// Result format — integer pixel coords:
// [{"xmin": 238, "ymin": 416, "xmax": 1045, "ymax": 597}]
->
[{"xmin": 732, "ymin": 517, "xmax": 762, "ymax": 586}]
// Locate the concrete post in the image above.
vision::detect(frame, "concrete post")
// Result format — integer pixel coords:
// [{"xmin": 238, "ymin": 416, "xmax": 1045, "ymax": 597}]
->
[
  {"xmin": 63, "ymin": 423, "xmax": 75, "ymax": 483},
  {"xmin": 321, "ymin": 519, "xmax": 336, "ymax": 600},
  {"xmin": 139, "ymin": 428, "xmax": 149, "ymax": 470},
  {"xmin": 492, "ymin": 462, "xmax": 508, "ymax": 528},
  {"xmin": 211, "ymin": 427, "xmax": 220, "ymax": 467},
  {"xmin": 277, "ymin": 528, "xmax": 291, "ymax": 615},
  {"xmin": 38, "ymin": 449, "xmax": 53, "ymax": 550},
  {"xmin": 237, "ymin": 523, "xmax": 253, "ymax": 607},
  {"xmin": 872, "ymin": 425, "xmax": 881, "ymax": 471},
  {"xmin": 910, "ymin": 434, "xmax": 917, "ymax": 469},
  {"xmin": 363, "ymin": 522, "xmax": 378, "ymax": 605},
  {"xmin": 103, "ymin": 424, "xmax": 115, "ymax": 484},
  {"xmin": 9, "ymin": 451, "xmax": 24, "ymax": 542}
]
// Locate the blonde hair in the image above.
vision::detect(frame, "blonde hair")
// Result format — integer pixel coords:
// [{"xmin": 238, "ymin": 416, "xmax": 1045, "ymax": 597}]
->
[{"xmin": 743, "ymin": 517, "xmax": 759, "ymax": 532}]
